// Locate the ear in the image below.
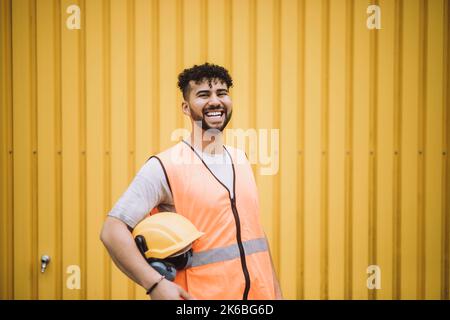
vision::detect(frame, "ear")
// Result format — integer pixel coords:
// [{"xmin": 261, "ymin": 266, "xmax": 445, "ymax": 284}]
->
[{"xmin": 181, "ymin": 101, "xmax": 191, "ymax": 117}]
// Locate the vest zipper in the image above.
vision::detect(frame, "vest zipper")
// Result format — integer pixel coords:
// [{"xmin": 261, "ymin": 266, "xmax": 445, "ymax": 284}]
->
[
  {"xmin": 181, "ymin": 140, "xmax": 252, "ymax": 300},
  {"xmin": 230, "ymin": 196, "xmax": 251, "ymax": 300}
]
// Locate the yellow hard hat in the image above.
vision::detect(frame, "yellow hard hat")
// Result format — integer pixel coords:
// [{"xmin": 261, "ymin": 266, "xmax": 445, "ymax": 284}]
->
[{"xmin": 132, "ymin": 212, "xmax": 204, "ymax": 260}]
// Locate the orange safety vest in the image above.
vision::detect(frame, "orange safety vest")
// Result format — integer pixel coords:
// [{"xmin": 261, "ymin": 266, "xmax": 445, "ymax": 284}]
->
[{"xmin": 150, "ymin": 140, "xmax": 275, "ymax": 300}]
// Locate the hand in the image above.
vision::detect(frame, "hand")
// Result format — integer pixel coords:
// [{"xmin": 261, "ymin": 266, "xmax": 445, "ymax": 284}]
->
[{"xmin": 149, "ymin": 279, "xmax": 195, "ymax": 300}]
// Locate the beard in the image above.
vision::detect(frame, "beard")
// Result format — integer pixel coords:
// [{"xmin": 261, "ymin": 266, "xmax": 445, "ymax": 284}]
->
[{"xmin": 189, "ymin": 106, "xmax": 233, "ymax": 132}]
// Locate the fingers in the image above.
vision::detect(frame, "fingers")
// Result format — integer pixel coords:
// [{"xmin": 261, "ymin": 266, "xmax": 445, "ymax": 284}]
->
[{"xmin": 179, "ymin": 287, "xmax": 194, "ymax": 300}]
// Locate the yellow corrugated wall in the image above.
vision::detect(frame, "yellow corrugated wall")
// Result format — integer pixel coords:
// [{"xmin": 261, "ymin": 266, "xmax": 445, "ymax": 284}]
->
[{"xmin": 0, "ymin": 0, "xmax": 449, "ymax": 300}]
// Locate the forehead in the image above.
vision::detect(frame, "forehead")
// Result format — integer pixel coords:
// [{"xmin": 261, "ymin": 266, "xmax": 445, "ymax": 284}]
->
[{"xmin": 189, "ymin": 78, "xmax": 228, "ymax": 92}]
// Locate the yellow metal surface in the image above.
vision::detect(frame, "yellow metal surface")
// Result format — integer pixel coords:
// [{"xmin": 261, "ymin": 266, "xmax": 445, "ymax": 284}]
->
[{"xmin": 0, "ymin": 0, "xmax": 449, "ymax": 300}]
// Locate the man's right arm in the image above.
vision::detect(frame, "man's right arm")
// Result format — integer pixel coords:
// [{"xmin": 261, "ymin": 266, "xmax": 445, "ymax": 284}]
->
[
  {"xmin": 100, "ymin": 158, "xmax": 191, "ymax": 300},
  {"xmin": 100, "ymin": 216, "xmax": 193, "ymax": 300}
]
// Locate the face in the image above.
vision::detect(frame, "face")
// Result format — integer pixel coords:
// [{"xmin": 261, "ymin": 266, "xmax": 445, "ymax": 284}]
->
[{"xmin": 182, "ymin": 78, "xmax": 233, "ymax": 132}]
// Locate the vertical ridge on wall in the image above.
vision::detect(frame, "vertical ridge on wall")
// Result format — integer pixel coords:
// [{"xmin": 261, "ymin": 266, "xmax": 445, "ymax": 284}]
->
[
  {"xmin": 12, "ymin": 0, "xmax": 38, "ymax": 299},
  {"xmin": 0, "ymin": 0, "xmax": 14, "ymax": 300},
  {"xmin": 126, "ymin": 0, "xmax": 136, "ymax": 300},
  {"xmin": 272, "ymin": 0, "xmax": 281, "ymax": 282},
  {"xmin": 442, "ymin": 0, "xmax": 450, "ymax": 301},
  {"xmin": 181, "ymin": 0, "xmax": 201, "ymax": 131},
  {"xmin": 417, "ymin": 0, "xmax": 428, "ymax": 300},
  {"xmin": 54, "ymin": 0, "xmax": 63, "ymax": 300},
  {"xmin": 134, "ymin": 0, "xmax": 152, "ymax": 299},
  {"xmin": 368, "ymin": 0, "xmax": 379, "ymax": 301},
  {"xmin": 201, "ymin": 0, "xmax": 208, "ymax": 62},
  {"xmin": 352, "ymin": 0, "xmax": 370, "ymax": 300},
  {"xmin": 304, "ymin": 0, "xmax": 322, "ymax": 299},
  {"xmin": 320, "ymin": 0, "xmax": 330, "ymax": 300},
  {"xmin": 229, "ymin": 0, "xmax": 247, "ymax": 135},
  {"xmin": 255, "ymin": 0, "xmax": 277, "ymax": 295},
  {"xmin": 328, "ymin": 0, "xmax": 346, "ymax": 300},
  {"xmin": 110, "ymin": 0, "xmax": 130, "ymax": 299},
  {"xmin": 86, "ymin": 0, "xmax": 108, "ymax": 300},
  {"xmin": 176, "ymin": 0, "xmax": 183, "ymax": 131},
  {"xmin": 224, "ymin": 0, "xmax": 233, "ymax": 128},
  {"xmin": 9, "ymin": 0, "xmax": 41, "ymax": 299},
  {"xmin": 207, "ymin": 0, "xmax": 226, "ymax": 67},
  {"xmin": 296, "ymin": 0, "xmax": 306, "ymax": 300},
  {"xmin": 249, "ymin": 0, "xmax": 257, "ymax": 179},
  {"xmin": 37, "ymin": 0, "xmax": 58, "ymax": 299},
  {"xmin": 30, "ymin": 0, "xmax": 38, "ymax": 300},
  {"xmin": 159, "ymin": 0, "xmax": 178, "ymax": 149},
  {"xmin": 79, "ymin": 0, "xmax": 88, "ymax": 300},
  {"xmin": 377, "ymin": 0, "xmax": 395, "ymax": 300},
  {"xmin": 344, "ymin": 0, "xmax": 354, "ymax": 300},
  {"xmin": 61, "ymin": 0, "xmax": 82, "ymax": 300},
  {"xmin": 393, "ymin": 0, "xmax": 403, "ymax": 300},
  {"xmin": 401, "ymin": 0, "xmax": 420, "ymax": 299},
  {"xmin": 279, "ymin": 0, "xmax": 298, "ymax": 299},
  {"xmin": 425, "ymin": 0, "xmax": 445, "ymax": 300},
  {"xmin": 102, "ymin": 0, "xmax": 112, "ymax": 300},
  {"xmin": 9, "ymin": 0, "xmax": 15, "ymax": 297},
  {"xmin": 225, "ymin": 0, "xmax": 232, "ymax": 85},
  {"xmin": 152, "ymin": 0, "xmax": 160, "ymax": 153}
]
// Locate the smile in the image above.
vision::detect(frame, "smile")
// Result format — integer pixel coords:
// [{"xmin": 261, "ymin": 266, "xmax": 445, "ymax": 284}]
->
[{"xmin": 204, "ymin": 111, "xmax": 225, "ymax": 118}]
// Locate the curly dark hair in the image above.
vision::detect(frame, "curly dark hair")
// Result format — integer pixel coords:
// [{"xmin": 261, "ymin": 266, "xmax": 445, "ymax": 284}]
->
[{"xmin": 177, "ymin": 63, "xmax": 233, "ymax": 100}]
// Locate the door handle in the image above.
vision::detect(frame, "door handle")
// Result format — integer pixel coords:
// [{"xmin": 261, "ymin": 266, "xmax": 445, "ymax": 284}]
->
[{"xmin": 40, "ymin": 255, "xmax": 51, "ymax": 273}]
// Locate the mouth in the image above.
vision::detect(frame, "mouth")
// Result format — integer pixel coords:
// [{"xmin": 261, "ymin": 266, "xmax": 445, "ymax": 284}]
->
[{"xmin": 203, "ymin": 110, "xmax": 225, "ymax": 122}]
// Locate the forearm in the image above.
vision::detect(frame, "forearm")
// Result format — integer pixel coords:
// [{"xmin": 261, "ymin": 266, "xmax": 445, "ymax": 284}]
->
[{"xmin": 100, "ymin": 216, "xmax": 161, "ymax": 290}]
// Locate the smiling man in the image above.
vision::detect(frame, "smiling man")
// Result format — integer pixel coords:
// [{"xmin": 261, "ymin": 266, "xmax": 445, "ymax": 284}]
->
[{"xmin": 100, "ymin": 63, "xmax": 282, "ymax": 300}]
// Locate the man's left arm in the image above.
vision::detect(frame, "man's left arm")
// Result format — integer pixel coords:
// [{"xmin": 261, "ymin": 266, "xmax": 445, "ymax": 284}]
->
[{"xmin": 265, "ymin": 235, "xmax": 283, "ymax": 300}]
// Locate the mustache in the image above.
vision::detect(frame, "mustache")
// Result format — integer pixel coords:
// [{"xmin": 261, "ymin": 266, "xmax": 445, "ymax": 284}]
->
[{"xmin": 203, "ymin": 106, "xmax": 225, "ymax": 113}]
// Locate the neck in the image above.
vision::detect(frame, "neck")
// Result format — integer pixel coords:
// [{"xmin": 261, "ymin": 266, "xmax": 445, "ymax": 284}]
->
[{"xmin": 189, "ymin": 126, "xmax": 224, "ymax": 155}]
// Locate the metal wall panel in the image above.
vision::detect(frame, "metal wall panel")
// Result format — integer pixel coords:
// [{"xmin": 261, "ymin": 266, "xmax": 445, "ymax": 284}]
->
[{"xmin": 0, "ymin": 0, "xmax": 448, "ymax": 300}]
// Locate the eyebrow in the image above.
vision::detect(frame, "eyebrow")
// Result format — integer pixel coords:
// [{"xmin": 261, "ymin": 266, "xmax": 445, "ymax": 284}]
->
[
  {"xmin": 195, "ymin": 88, "xmax": 229, "ymax": 96},
  {"xmin": 196, "ymin": 90, "xmax": 210, "ymax": 96}
]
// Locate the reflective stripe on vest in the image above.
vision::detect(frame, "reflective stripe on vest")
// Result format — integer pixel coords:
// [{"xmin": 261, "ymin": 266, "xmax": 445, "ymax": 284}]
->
[{"xmin": 191, "ymin": 237, "xmax": 268, "ymax": 268}]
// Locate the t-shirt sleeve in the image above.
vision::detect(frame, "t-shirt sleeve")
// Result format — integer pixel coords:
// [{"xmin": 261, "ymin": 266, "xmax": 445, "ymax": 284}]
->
[{"xmin": 107, "ymin": 157, "xmax": 172, "ymax": 228}]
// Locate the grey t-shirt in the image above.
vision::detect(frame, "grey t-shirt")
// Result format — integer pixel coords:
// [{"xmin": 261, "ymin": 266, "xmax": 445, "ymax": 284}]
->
[{"xmin": 108, "ymin": 147, "xmax": 234, "ymax": 228}]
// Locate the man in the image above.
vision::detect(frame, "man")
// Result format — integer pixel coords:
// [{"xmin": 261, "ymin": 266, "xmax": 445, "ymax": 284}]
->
[{"xmin": 100, "ymin": 63, "xmax": 283, "ymax": 300}]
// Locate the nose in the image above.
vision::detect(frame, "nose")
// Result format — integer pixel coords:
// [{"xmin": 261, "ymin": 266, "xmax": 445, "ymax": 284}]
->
[{"xmin": 207, "ymin": 93, "xmax": 221, "ymax": 107}]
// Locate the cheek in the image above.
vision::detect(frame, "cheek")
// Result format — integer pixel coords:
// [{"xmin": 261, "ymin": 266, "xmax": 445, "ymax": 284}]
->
[
  {"xmin": 191, "ymin": 100, "xmax": 207, "ymax": 111},
  {"xmin": 221, "ymin": 97, "xmax": 232, "ymax": 109}
]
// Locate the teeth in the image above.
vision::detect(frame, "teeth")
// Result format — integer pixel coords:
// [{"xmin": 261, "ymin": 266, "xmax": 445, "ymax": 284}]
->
[{"xmin": 206, "ymin": 111, "xmax": 222, "ymax": 116}]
